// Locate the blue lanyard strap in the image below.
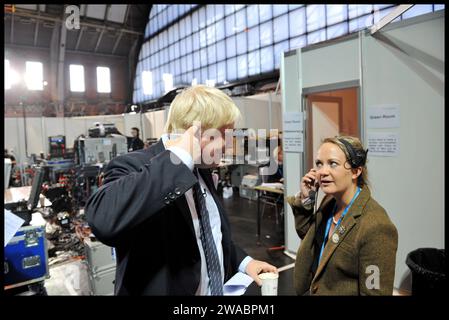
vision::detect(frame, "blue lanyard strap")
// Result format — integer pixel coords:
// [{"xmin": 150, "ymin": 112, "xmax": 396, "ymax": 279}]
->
[{"xmin": 318, "ymin": 187, "xmax": 361, "ymax": 264}]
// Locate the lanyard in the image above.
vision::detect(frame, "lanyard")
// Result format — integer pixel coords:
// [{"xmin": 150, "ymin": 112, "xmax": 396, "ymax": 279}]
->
[{"xmin": 318, "ymin": 187, "xmax": 361, "ymax": 264}]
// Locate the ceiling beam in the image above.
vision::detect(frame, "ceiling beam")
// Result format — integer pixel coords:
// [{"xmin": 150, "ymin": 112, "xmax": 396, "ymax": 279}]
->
[
  {"xmin": 112, "ymin": 30, "xmax": 124, "ymax": 54},
  {"xmin": 75, "ymin": 27, "xmax": 84, "ymax": 50},
  {"xmin": 94, "ymin": 28, "xmax": 106, "ymax": 52},
  {"xmin": 370, "ymin": 4, "xmax": 414, "ymax": 35},
  {"xmin": 123, "ymin": 5, "xmax": 130, "ymax": 26},
  {"xmin": 104, "ymin": 4, "xmax": 111, "ymax": 22},
  {"xmin": 5, "ymin": 42, "xmax": 128, "ymax": 59},
  {"xmin": 33, "ymin": 6, "xmax": 41, "ymax": 46},
  {"xmin": 7, "ymin": 8, "xmax": 143, "ymax": 36},
  {"xmin": 10, "ymin": 11, "xmax": 15, "ymax": 44}
]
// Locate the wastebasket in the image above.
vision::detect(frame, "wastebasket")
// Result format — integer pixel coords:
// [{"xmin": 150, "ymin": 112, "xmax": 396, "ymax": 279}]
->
[{"xmin": 406, "ymin": 248, "xmax": 446, "ymax": 295}]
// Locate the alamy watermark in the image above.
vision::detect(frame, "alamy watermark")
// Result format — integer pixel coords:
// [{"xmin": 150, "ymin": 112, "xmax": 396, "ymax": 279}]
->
[
  {"xmin": 365, "ymin": 265, "xmax": 380, "ymax": 290},
  {"xmin": 168, "ymin": 125, "xmax": 281, "ymax": 175},
  {"xmin": 65, "ymin": 5, "xmax": 80, "ymax": 30}
]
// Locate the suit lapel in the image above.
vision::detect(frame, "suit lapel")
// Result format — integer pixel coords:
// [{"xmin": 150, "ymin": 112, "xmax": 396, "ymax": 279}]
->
[{"xmin": 312, "ymin": 187, "xmax": 371, "ymax": 283}]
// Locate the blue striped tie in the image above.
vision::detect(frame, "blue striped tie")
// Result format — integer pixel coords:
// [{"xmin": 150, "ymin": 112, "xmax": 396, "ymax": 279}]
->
[{"xmin": 193, "ymin": 169, "xmax": 223, "ymax": 295}]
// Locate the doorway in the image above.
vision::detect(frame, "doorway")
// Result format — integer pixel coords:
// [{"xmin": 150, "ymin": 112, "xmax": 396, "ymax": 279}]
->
[{"xmin": 305, "ymin": 87, "xmax": 360, "ymax": 170}]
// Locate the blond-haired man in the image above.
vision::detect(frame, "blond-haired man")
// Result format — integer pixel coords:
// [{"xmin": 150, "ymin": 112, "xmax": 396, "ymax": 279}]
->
[{"xmin": 86, "ymin": 85, "xmax": 277, "ymax": 295}]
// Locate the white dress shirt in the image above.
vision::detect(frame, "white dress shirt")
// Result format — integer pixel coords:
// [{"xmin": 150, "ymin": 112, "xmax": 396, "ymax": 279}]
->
[{"xmin": 161, "ymin": 134, "xmax": 252, "ymax": 295}]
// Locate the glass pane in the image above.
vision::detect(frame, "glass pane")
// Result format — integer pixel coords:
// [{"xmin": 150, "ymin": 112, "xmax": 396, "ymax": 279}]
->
[
  {"xmin": 186, "ymin": 35, "xmax": 193, "ymax": 53},
  {"xmin": 289, "ymin": 35, "xmax": 306, "ymax": 50},
  {"xmin": 158, "ymin": 34, "xmax": 163, "ymax": 48},
  {"xmin": 272, "ymin": 4, "xmax": 288, "ymax": 17},
  {"xmin": 235, "ymin": 5, "xmax": 245, "ymax": 12},
  {"xmin": 225, "ymin": 4, "xmax": 235, "ymax": 16},
  {"xmin": 173, "ymin": 42, "xmax": 180, "ymax": 59},
  {"xmin": 236, "ymin": 32, "xmax": 247, "ymax": 55},
  {"xmin": 349, "ymin": 14, "xmax": 372, "ymax": 32},
  {"xmin": 237, "ymin": 54, "xmax": 247, "ymax": 79},
  {"xmin": 348, "ymin": 5, "xmax": 372, "ymax": 19},
  {"xmin": 306, "ymin": 5, "xmax": 326, "ymax": 32},
  {"xmin": 217, "ymin": 61, "xmax": 226, "ymax": 83},
  {"xmin": 434, "ymin": 4, "xmax": 445, "ymax": 11},
  {"xmin": 273, "ymin": 14, "xmax": 288, "ymax": 43},
  {"xmin": 260, "ymin": 21, "xmax": 273, "ymax": 47},
  {"xmin": 161, "ymin": 47, "xmax": 167, "ymax": 63},
  {"xmin": 226, "ymin": 35, "xmax": 236, "ymax": 57},
  {"xmin": 208, "ymin": 63, "xmax": 217, "ymax": 81},
  {"xmin": 246, "ymin": 5, "xmax": 259, "ymax": 27},
  {"xmin": 247, "ymin": 50, "xmax": 260, "ymax": 76},
  {"xmin": 69, "ymin": 64, "xmax": 85, "ymax": 92},
  {"xmin": 289, "ymin": 7, "xmax": 306, "ymax": 37},
  {"xmin": 248, "ymin": 25, "xmax": 260, "ymax": 51},
  {"xmin": 260, "ymin": 46, "xmax": 273, "ymax": 72},
  {"xmin": 186, "ymin": 54, "xmax": 193, "ymax": 72},
  {"xmin": 192, "ymin": 10, "xmax": 199, "ymax": 32},
  {"xmin": 180, "ymin": 56, "xmax": 187, "ymax": 73},
  {"xmin": 184, "ymin": 15, "xmax": 192, "ymax": 35},
  {"xmin": 208, "ymin": 44, "xmax": 217, "ymax": 64},
  {"xmin": 180, "ymin": 38, "xmax": 186, "ymax": 56},
  {"xmin": 193, "ymin": 32, "xmax": 200, "ymax": 50},
  {"xmin": 327, "ymin": 22, "xmax": 348, "ymax": 40},
  {"xmin": 173, "ymin": 23, "xmax": 179, "ymax": 40},
  {"xmin": 215, "ymin": 4, "xmax": 225, "ymax": 21},
  {"xmin": 274, "ymin": 40, "xmax": 289, "ymax": 69},
  {"xmin": 259, "ymin": 5, "xmax": 272, "ymax": 22},
  {"xmin": 289, "ymin": 4, "xmax": 303, "ymax": 11},
  {"xmin": 200, "ymin": 48, "xmax": 208, "ymax": 67},
  {"xmin": 207, "ymin": 24, "xmax": 216, "ymax": 45},
  {"xmin": 25, "ymin": 61, "xmax": 43, "ymax": 90},
  {"xmin": 174, "ymin": 59, "xmax": 181, "ymax": 75},
  {"xmin": 201, "ymin": 68, "xmax": 208, "ymax": 83},
  {"xmin": 326, "ymin": 5, "xmax": 347, "ymax": 25},
  {"xmin": 169, "ymin": 44, "xmax": 175, "ymax": 61},
  {"xmin": 402, "ymin": 5, "xmax": 433, "ymax": 19},
  {"xmin": 198, "ymin": 7, "xmax": 206, "ymax": 29},
  {"xmin": 227, "ymin": 57, "xmax": 237, "ymax": 80},
  {"xmin": 193, "ymin": 50, "xmax": 201, "ymax": 69},
  {"xmin": 225, "ymin": 14, "xmax": 236, "ymax": 37},
  {"xmin": 199, "ymin": 29, "xmax": 207, "ymax": 48},
  {"xmin": 216, "ymin": 19, "xmax": 225, "ymax": 41},
  {"xmin": 216, "ymin": 40, "xmax": 226, "ymax": 61},
  {"xmin": 162, "ymin": 30, "xmax": 168, "ymax": 48},
  {"xmin": 207, "ymin": 5, "xmax": 215, "ymax": 25},
  {"xmin": 142, "ymin": 70, "xmax": 153, "ymax": 95},
  {"xmin": 162, "ymin": 10, "xmax": 168, "ymax": 27},
  {"xmin": 307, "ymin": 29, "xmax": 326, "ymax": 45},
  {"xmin": 235, "ymin": 8, "xmax": 246, "ymax": 33}
]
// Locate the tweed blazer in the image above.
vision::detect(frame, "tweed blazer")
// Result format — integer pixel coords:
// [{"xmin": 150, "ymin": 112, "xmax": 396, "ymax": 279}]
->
[{"xmin": 287, "ymin": 187, "xmax": 398, "ymax": 295}]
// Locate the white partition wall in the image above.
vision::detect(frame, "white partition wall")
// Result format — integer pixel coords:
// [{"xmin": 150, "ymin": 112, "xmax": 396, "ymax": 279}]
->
[
  {"xmin": 281, "ymin": 50, "xmax": 304, "ymax": 255},
  {"xmin": 360, "ymin": 12, "xmax": 444, "ymax": 290},
  {"xmin": 281, "ymin": 11, "xmax": 444, "ymax": 291}
]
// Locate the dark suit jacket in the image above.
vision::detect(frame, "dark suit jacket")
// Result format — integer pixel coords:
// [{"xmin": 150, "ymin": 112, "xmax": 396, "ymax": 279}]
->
[
  {"xmin": 85, "ymin": 140, "xmax": 247, "ymax": 295},
  {"xmin": 286, "ymin": 187, "xmax": 398, "ymax": 295}
]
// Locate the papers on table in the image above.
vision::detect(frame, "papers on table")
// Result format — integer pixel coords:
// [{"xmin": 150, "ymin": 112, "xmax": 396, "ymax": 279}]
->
[
  {"xmin": 4, "ymin": 209, "xmax": 25, "ymax": 246},
  {"xmin": 223, "ymin": 272, "xmax": 254, "ymax": 296},
  {"xmin": 260, "ymin": 182, "xmax": 284, "ymax": 190}
]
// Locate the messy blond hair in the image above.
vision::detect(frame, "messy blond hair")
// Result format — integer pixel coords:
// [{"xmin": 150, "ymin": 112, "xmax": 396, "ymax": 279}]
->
[{"xmin": 164, "ymin": 85, "xmax": 241, "ymax": 133}]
